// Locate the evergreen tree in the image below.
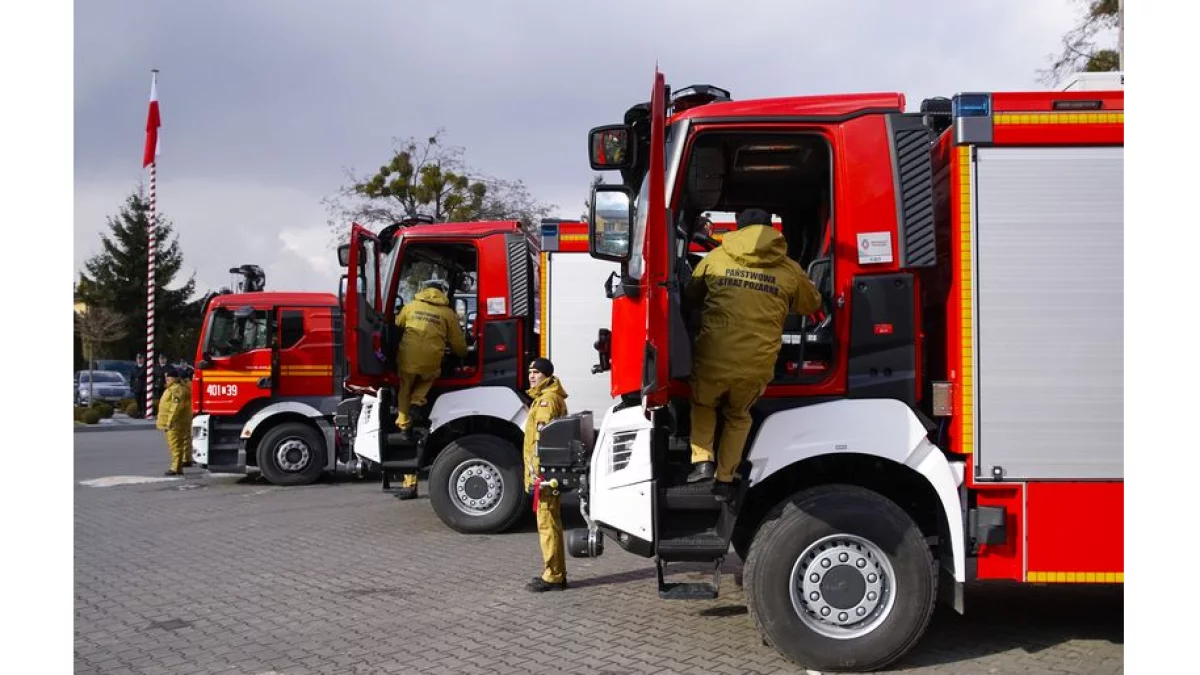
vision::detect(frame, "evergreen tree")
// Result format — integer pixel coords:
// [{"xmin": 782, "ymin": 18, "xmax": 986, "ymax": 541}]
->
[{"xmin": 76, "ymin": 189, "xmax": 202, "ymax": 362}]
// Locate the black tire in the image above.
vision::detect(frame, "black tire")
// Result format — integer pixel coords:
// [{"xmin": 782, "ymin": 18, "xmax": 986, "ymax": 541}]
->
[
  {"xmin": 429, "ymin": 434, "xmax": 526, "ymax": 534},
  {"xmin": 744, "ymin": 484, "xmax": 937, "ymax": 673},
  {"xmin": 256, "ymin": 422, "xmax": 326, "ymax": 486}
]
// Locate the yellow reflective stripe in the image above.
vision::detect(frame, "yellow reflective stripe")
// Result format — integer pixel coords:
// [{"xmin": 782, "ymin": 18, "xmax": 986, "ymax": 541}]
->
[
  {"xmin": 203, "ymin": 378, "xmax": 259, "ymax": 383},
  {"xmin": 540, "ymin": 251, "xmax": 549, "ymax": 357},
  {"xmin": 1027, "ymin": 571, "xmax": 1123, "ymax": 583},
  {"xmin": 559, "ymin": 234, "xmax": 588, "ymax": 242},
  {"xmin": 993, "ymin": 112, "xmax": 1123, "ymax": 126},
  {"xmin": 958, "ymin": 145, "xmax": 974, "ymax": 454}
]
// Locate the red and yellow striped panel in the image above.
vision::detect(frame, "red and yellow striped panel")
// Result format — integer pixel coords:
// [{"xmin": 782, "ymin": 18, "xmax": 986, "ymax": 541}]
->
[{"xmin": 957, "ymin": 145, "xmax": 974, "ymax": 454}]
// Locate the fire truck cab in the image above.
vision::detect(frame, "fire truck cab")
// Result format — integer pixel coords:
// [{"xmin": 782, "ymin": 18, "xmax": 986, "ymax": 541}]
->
[
  {"xmin": 338, "ymin": 218, "xmax": 620, "ymax": 534},
  {"xmin": 536, "ymin": 74, "xmax": 1124, "ymax": 671},
  {"xmin": 190, "ymin": 290, "xmax": 353, "ymax": 486}
]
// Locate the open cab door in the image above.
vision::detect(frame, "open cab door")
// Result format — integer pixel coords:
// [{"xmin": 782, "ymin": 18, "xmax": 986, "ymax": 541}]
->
[
  {"xmin": 339, "ymin": 223, "xmax": 388, "ymax": 389},
  {"xmin": 641, "ymin": 70, "xmax": 672, "ymax": 413},
  {"xmin": 585, "ymin": 70, "xmax": 672, "ymax": 410}
]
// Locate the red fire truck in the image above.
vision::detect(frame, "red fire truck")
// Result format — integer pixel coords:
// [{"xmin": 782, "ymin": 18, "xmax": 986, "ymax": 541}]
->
[
  {"xmin": 535, "ymin": 75, "xmax": 1123, "ymax": 671},
  {"xmin": 338, "ymin": 218, "xmax": 623, "ymax": 533},
  {"xmin": 190, "ymin": 289, "xmax": 355, "ymax": 486}
]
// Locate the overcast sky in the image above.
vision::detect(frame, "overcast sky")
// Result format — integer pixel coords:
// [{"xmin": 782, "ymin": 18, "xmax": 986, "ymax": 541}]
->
[{"xmin": 74, "ymin": 0, "xmax": 1094, "ymax": 295}]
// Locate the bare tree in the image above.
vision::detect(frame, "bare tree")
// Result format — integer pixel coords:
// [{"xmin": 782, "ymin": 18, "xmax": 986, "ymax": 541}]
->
[
  {"xmin": 1038, "ymin": 0, "xmax": 1122, "ymax": 87},
  {"xmin": 75, "ymin": 305, "xmax": 129, "ymax": 403},
  {"xmin": 580, "ymin": 175, "xmax": 605, "ymax": 222}
]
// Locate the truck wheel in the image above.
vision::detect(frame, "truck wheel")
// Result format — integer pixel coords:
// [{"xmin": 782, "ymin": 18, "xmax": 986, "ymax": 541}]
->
[
  {"xmin": 429, "ymin": 434, "xmax": 525, "ymax": 534},
  {"xmin": 743, "ymin": 484, "xmax": 936, "ymax": 673},
  {"xmin": 256, "ymin": 422, "xmax": 326, "ymax": 486}
]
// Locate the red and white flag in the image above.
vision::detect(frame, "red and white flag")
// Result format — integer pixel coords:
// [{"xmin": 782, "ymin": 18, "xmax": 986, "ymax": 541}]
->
[{"xmin": 142, "ymin": 72, "xmax": 161, "ymax": 168}]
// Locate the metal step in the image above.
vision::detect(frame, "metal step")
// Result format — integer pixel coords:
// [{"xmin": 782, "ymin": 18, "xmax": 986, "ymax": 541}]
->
[
  {"xmin": 379, "ymin": 460, "xmax": 417, "ymax": 472},
  {"xmin": 656, "ymin": 531, "xmax": 728, "ymax": 563},
  {"xmin": 385, "ymin": 432, "xmax": 423, "ymax": 448},
  {"xmin": 661, "ymin": 481, "xmax": 723, "ymax": 512},
  {"xmin": 656, "ymin": 558, "xmax": 721, "ymax": 600}
]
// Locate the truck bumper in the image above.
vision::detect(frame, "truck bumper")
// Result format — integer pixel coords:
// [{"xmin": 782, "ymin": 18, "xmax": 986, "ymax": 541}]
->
[
  {"xmin": 193, "ymin": 414, "xmax": 249, "ymax": 474},
  {"xmin": 191, "ymin": 415, "xmax": 210, "ymax": 465}
]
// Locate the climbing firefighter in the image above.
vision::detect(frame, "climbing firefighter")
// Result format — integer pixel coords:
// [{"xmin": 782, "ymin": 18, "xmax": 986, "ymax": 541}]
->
[
  {"xmin": 156, "ymin": 365, "xmax": 193, "ymax": 476},
  {"xmin": 392, "ymin": 279, "xmax": 468, "ymax": 500},
  {"xmin": 523, "ymin": 358, "xmax": 570, "ymax": 592},
  {"xmin": 684, "ymin": 208, "xmax": 822, "ymax": 501}
]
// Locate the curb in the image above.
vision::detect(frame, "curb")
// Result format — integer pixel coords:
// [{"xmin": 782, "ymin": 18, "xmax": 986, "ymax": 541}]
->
[{"xmin": 74, "ymin": 422, "xmax": 159, "ymax": 434}]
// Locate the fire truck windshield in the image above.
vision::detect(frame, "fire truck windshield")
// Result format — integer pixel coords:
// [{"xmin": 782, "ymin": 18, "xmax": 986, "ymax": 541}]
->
[{"xmin": 203, "ymin": 307, "xmax": 270, "ymax": 357}]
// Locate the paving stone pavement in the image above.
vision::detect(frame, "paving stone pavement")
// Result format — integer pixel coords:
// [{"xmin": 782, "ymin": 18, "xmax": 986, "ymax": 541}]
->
[{"xmin": 75, "ymin": 437, "xmax": 1123, "ymax": 675}]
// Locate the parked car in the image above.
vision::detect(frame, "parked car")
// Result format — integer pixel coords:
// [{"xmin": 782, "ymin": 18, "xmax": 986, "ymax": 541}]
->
[
  {"xmin": 76, "ymin": 370, "xmax": 132, "ymax": 406},
  {"xmin": 95, "ymin": 359, "xmax": 138, "ymax": 385}
]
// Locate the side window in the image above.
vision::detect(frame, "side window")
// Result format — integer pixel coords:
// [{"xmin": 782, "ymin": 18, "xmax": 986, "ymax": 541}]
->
[
  {"xmin": 360, "ymin": 239, "xmax": 379, "ymax": 309},
  {"xmin": 279, "ymin": 310, "xmax": 305, "ymax": 349},
  {"xmin": 242, "ymin": 311, "xmax": 272, "ymax": 351}
]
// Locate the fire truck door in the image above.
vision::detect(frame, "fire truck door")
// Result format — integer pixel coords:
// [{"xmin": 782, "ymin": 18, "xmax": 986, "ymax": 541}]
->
[
  {"xmin": 198, "ymin": 306, "xmax": 274, "ymax": 416},
  {"xmin": 344, "ymin": 224, "xmax": 389, "ymax": 387},
  {"xmin": 641, "ymin": 69, "xmax": 672, "ymax": 411}
]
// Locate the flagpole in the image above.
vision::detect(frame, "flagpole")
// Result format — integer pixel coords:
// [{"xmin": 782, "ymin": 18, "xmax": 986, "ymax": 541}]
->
[{"xmin": 145, "ymin": 69, "xmax": 159, "ymax": 419}]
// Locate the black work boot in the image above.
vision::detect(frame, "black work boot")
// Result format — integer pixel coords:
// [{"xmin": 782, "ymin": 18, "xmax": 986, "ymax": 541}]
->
[
  {"xmin": 712, "ymin": 480, "xmax": 734, "ymax": 503},
  {"xmin": 686, "ymin": 461, "xmax": 715, "ymax": 483},
  {"xmin": 526, "ymin": 577, "xmax": 567, "ymax": 592},
  {"xmin": 394, "ymin": 484, "xmax": 419, "ymax": 501}
]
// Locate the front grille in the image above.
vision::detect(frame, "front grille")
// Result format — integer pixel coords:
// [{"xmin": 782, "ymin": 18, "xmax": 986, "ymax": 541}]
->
[{"xmin": 610, "ymin": 431, "xmax": 637, "ymax": 472}]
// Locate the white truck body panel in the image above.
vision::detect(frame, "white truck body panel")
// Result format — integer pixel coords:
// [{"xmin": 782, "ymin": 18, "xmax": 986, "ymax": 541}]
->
[
  {"xmin": 542, "ymin": 252, "xmax": 621, "ymax": 419},
  {"xmin": 747, "ymin": 398, "xmax": 967, "ymax": 583},
  {"xmin": 191, "ymin": 414, "xmax": 210, "ymax": 465},
  {"xmin": 586, "ymin": 405, "xmax": 655, "ymax": 540}
]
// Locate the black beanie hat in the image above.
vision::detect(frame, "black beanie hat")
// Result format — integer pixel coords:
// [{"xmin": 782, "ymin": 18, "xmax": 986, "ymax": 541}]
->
[
  {"xmin": 529, "ymin": 358, "xmax": 554, "ymax": 377},
  {"xmin": 736, "ymin": 208, "xmax": 772, "ymax": 228}
]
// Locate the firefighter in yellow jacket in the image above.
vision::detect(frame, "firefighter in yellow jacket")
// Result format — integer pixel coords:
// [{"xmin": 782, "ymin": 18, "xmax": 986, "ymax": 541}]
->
[
  {"xmin": 393, "ymin": 280, "xmax": 468, "ymax": 499},
  {"xmin": 523, "ymin": 358, "xmax": 569, "ymax": 592},
  {"xmin": 156, "ymin": 366, "xmax": 193, "ymax": 476},
  {"xmin": 685, "ymin": 209, "xmax": 822, "ymax": 501}
]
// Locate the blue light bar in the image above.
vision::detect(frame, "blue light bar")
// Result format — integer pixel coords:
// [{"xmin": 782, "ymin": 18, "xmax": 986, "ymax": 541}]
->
[{"xmin": 953, "ymin": 94, "xmax": 990, "ymax": 118}]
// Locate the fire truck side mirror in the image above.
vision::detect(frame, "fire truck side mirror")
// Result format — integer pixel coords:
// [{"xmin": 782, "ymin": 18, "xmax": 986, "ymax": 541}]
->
[
  {"xmin": 589, "ymin": 185, "xmax": 634, "ymax": 263},
  {"xmin": 337, "ymin": 244, "xmax": 351, "ymax": 268},
  {"xmin": 588, "ymin": 124, "xmax": 634, "ymax": 170}
]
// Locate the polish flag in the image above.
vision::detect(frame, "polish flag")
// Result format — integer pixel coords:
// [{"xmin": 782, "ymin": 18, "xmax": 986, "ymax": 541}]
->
[{"xmin": 142, "ymin": 72, "xmax": 161, "ymax": 168}]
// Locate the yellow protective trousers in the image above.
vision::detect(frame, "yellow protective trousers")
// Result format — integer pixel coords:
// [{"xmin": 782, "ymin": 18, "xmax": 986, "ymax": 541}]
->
[
  {"xmin": 689, "ymin": 377, "xmax": 766, "ymax": 483},
  {"xmin": 395, "ymin": 371, "xmax": 437, "ymax": 430},
  {"xmin": 537, "ymin": 491, "xmax": 566, "ymax": 583},
  {"xmin": 166, "ymin": 428, "xmax": 189, "ymax": 473}
]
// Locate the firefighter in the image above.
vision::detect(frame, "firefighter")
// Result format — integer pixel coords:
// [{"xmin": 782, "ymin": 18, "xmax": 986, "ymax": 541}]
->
[
  {"xmin": 156, "ymin": 366, "xmax": 192, "ymax": 476},
  {"xmin": 178, "ymin": 369, "xmax": 194, "ymax": 468},
  {"xmin": 393, "ymin": 279, "xmax": 468, "ymax": 500},
  {"xmin": 523, "ymin": 358, "xmax": 569, "ymax": 592},
  {"xmin": 684, "ymin": 208, "xmax": 822, "ymax": 501}
]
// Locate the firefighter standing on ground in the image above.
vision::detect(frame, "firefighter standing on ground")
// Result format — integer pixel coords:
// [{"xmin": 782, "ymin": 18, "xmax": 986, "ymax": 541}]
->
[
  {"xmin": 178, "ymin": 367, "xmax": 194, "ymax": 468},
  {"xmin": 523, "ymin": 358, "xmax": 569, "ymax": 592},
  {"xmin": 157, "ymin": 366, "xmax": 193, "ymax": 476},
  {"xmin": 393, "ymin": 280, "xmax": 468, "ymax": 500},
  {"xmin": 685, "ymin": 209, "xmax": 822, "ymax": 501}
]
